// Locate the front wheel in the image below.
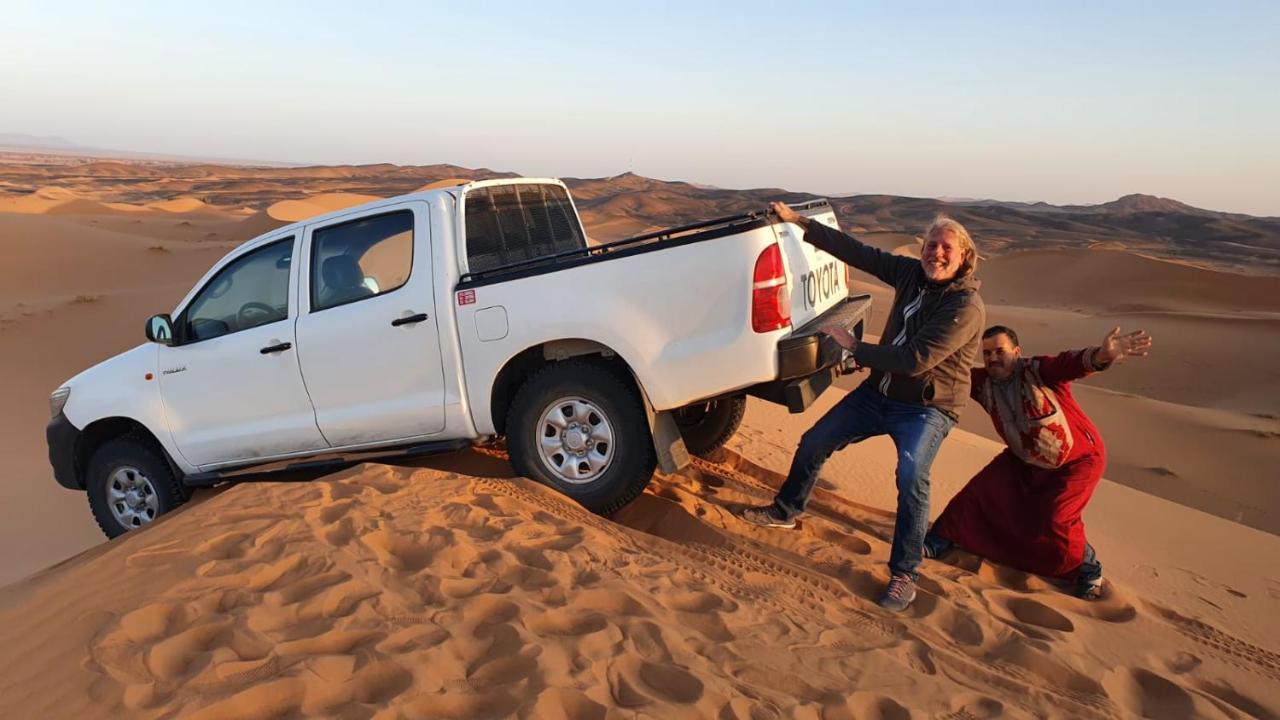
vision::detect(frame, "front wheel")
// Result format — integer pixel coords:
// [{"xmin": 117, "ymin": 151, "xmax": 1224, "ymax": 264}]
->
[
  {"xmin": 674, "ymin": 394, "xmax": 747, "ymax": 456},
  {"xmin": 86, "ymin": 437, "xmax": 187, "ymax": 538},
  {"xmin": 507, "ymin": 360, "xmax": 656, "ymax": 514}
]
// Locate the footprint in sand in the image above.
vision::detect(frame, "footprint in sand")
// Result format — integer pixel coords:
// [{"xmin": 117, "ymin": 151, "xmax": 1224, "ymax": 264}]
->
[
  {"xmin": 1102, "ymin": 667, "xmax": 1201, "ymax": 719},
  {"xmin": 531, "ymin": 687, "xmax": 608, "ymax": 720},
  {"xmin": 524, "ymin": 608, "xmax": 609, "ymax": 637},
  {"xmin": 933, "ymin": 604, "xmax": 986, "ymax": 648},
  {"xmin": 812, "ymin": 524, "xmax": 873, "ymax": 555},
  {"xmin": 607, "ymin": 655, "xmax": 704, "ymax": 706},
  {"xmin": 467, "ymin": 651, "xmax": 540, "ymax": 687},
  {"xmin": 975, "ymin": 563, "xmax": 1053, "ymax": 593},
  {"xmin": 357, "ymin": 525, "xmax": 448, "ymax": 571},
  {"xmin": 1000, "ymin": 596, "xmax": 1075, "ymax": 633},
  {"xmin": 1064, "ymin": 587, "xmax": 1138, "ymax": 624},
  {"xmin": 638, "ymin": 661, "xmax": 704, "ymax": 704},
  {"xmin": 1192, "ymin": 678, "xmax": 1278, "ymax": 719},
  {"xmin": 940, "ymin": 693, "xmax": 1006, "ymax": 719},
  {"xmin": 1161, "ymin": 651, "xmax": 1202, "ymax": 674},
  {"xmin": 847, "ymin": 692, "xmax": 914, "ymax": 720}
]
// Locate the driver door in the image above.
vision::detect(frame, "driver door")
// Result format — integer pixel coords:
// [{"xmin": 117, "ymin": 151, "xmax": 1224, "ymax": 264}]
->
[{"xmin": 158, "ymin": 233, "xmax": 329, "ymax": 467}]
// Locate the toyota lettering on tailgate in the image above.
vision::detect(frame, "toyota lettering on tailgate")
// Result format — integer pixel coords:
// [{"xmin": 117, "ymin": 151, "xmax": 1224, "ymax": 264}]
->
[{"xmin": 801, "ymin": 260, "xmax": 841, "ymax": 310}]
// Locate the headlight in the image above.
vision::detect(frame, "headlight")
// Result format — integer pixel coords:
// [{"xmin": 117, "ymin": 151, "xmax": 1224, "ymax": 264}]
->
[{"xmin": 50, "ymin": 387, "xmax": 71, "ymax": 418}]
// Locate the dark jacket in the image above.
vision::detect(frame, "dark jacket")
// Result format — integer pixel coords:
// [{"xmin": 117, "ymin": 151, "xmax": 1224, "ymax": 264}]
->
[{"xmin": 804, "ymin": 221, "xmax": 985, "ymax": 419}]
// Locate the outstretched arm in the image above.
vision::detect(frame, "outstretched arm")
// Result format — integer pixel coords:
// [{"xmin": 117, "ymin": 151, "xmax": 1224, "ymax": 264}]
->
[
  {"xmin": 1037, "ymin": 327, "xmax": 1153, "ymax": 384},
  {"xmin": 769, "ymin": 201, "xmax": 914, "ymax": 286}
]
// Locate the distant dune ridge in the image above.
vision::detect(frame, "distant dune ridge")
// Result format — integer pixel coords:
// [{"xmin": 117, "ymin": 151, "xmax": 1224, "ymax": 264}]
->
[
  {"xmin": 1, "ymin": 152, "xmax": 1278, "ymax": 717},
  {"xmin": 2, "ymin": 155, "xmax": 1278, "ymax": 273}
]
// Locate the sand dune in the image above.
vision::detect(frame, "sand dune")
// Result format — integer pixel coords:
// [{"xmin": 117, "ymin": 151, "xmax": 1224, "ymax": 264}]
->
[
  {"xmin": 980, "ymin": 249, "xmax": 1280, "ymax": 315},
  {"xmin": 0, "ymin": 186, "xmax": 86, "ymax": 213},
  {"xmin": 266, "ymin": 192, "xmax": 384, "ymax": 222},
  {"xmin": 146, "ymin": 197, "xmax": 217, "ymax": 214},
  {"xmin": 1, "ymin": 422, "xmax": 1277, "ymax": 718},
  {"xmin": 230, "ymin": 210, "xmax": 290, "ymax": 242}
]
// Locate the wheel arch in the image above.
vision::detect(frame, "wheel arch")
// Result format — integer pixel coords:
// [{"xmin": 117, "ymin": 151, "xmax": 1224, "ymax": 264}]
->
[
  {"xmin": 489, "ymin": 339, "xmax": 644, "ymax": 437},
  {"xmin": 75, "ymin": 417, "xmax": 184, "ymax": 490}
]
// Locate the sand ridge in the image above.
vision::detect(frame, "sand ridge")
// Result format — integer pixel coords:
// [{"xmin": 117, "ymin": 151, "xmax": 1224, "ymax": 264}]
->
[{"xmin": 1, "ymin": 447, "xmax": 1276, "ymax": 719}]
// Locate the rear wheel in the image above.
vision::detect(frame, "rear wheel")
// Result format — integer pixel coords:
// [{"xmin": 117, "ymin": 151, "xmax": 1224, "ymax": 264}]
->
[
  {"xmin": 86, "ymin": 438, "xmax": 186, "ymax": 538},
  {"xmin": 674, "ymin": 394, "xmax": 747, "ymax": 456},
  {"xmin": 507, "ymin": 360, "xmax": 656, "ymax": 514}
]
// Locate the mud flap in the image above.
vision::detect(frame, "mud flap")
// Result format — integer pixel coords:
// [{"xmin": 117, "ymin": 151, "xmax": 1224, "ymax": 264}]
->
[
  {"xmin": 647, "ymin": 407, "xmax": 690, "ymax": 474},
  {"xmin": 623, "ymin": 367, "xmax": 689, "ymax": 474}
]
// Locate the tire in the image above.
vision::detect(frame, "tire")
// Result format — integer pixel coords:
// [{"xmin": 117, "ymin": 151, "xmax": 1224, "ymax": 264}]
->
[
  {"xmin": 507, "ymin": 360, "xmax": 656, "ymax": 514},
  {"xmin": 86, "ymin": 437, "xmax": 187, "ymax": 539},
  {"xmin": 674, "ymin": 394, "xmax": 747, "ymax": 457}
]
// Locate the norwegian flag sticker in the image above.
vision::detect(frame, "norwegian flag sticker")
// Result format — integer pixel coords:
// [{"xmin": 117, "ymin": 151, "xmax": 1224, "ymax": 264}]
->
[{"xmin": 457, "ymin": 289, "xmax": 476, "ymax": 306}]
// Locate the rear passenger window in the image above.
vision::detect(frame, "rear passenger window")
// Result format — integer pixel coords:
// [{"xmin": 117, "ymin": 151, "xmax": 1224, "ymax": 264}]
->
[
  {"xmin": 311, "ymin": 210, "xmax": 413, "ymax": 311},
  {"xmin": 465, "ymin": 184, "xmax": 585, "ymax": 273}
]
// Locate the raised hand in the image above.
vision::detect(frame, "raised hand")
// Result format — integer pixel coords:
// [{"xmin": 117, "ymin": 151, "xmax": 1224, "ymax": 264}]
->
[
  {"xmin": 1098, "ymin": 326, "xmax": 1152, "ymax": 364},
  {"xmin": 769, "ymin": 201, "xmax": 803, "ymax": 226}
]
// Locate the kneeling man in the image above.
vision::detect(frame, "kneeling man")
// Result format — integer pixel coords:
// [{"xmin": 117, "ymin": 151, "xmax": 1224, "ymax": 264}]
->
[{"xmin": 924, "ymin": 325, "xmax": 1152, "ymax": 598}]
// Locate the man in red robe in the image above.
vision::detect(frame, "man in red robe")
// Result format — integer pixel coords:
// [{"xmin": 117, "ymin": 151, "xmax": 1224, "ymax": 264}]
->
[{"xmin": 924, "ymin": 324, "xmax": 1152, "ymax": 599}]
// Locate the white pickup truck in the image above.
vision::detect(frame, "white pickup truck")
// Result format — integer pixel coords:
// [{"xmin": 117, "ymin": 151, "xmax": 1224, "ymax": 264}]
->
[{"xmin": 46, "ymin": 178, "xmax": 871, "ymax": 537}]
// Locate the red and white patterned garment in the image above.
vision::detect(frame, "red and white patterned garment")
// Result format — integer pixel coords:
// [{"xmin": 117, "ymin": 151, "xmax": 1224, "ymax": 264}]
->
[{"xmin": 931, "ymin": 349, "xmax": 1109, "ymax": 579}]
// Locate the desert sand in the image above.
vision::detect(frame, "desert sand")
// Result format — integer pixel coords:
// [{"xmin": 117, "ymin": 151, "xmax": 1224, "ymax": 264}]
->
[
  {"xmin": 1, "ymin": 156, "xmax": 1277, "ymax": 718},
  {"xmin": 1, "ymin": 400, "xmax": 1277, "ymax": 718}
]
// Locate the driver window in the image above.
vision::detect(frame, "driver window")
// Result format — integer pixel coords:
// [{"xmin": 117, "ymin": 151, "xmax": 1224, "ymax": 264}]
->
[{"xmin": 182, "ymin": 238, "xmax": 293, "ymax": 342}]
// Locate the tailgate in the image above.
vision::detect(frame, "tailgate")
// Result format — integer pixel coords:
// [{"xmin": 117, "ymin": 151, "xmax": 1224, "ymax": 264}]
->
[{"xmin": 770, "ymin": 201, "xmax": 848, "ymax": 329}]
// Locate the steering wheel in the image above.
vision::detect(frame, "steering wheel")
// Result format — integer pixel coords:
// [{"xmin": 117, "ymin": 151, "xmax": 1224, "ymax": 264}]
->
[{"xmin": 237, "ymin": 301, "xmax": 277, "ymax": 328}]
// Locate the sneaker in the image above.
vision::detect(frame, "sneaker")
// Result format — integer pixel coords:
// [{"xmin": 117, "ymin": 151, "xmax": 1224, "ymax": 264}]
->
[
  {"xmin": 1076, "ymin": 577, "xmax": 1104, "ymax": 601},
  {"xmin": 738, "ymin": 504, "xmax": 797, "ymax": 529},
  {"xmin": 878, "ymin": 574, "xmax": 917, "ymax": 612}
]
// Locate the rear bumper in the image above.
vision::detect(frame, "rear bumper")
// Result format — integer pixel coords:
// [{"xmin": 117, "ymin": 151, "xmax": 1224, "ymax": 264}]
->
[
  {"xmin": 748, "ymin": 293, "xmax": 872, "ymax": 413},
  {"xmin": 47, "ymin": 412, "xmax": 83, "ymax": 490}
]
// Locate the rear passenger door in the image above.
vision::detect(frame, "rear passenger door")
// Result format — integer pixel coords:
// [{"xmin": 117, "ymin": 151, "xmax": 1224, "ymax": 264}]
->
[{"xmin": 294, "ymin": 202, "xmax": 446, "ymax": 447}]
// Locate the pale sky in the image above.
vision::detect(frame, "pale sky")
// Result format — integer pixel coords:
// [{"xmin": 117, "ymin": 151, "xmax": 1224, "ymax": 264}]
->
[{"xmin": 2, "ymin": 1, "xmax": 1277, "ymax": 215}]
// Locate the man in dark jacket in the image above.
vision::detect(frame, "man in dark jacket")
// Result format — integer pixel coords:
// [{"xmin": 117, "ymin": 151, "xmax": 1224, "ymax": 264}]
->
[{"xmin": 740, "ymin": 203, "xmax": 985, "ymax": 612}]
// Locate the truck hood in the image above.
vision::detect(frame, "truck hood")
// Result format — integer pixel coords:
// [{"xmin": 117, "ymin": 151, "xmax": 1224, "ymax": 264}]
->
[{"xmin": 61, "ymin": 343, "xmax": 156, "ymax": 392}]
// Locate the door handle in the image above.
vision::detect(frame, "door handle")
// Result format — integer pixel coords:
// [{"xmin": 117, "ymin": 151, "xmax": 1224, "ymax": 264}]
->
[
  {"xmin": 391, "ymin": 312, "xmax": 429, "ymax": 327},
  {"xmin": 260, "ymin": 342, "xmax": 292, "ymax": 354}
]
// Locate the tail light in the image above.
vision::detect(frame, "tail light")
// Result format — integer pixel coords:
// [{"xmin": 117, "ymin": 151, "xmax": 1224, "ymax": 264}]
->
[
  {"xmin": 751, "ymin": 244, "xmax": 791, "ymax": 333},
  {"xmin": 845, "ymin": 262, "xmax": 855, "ymax": 292}
]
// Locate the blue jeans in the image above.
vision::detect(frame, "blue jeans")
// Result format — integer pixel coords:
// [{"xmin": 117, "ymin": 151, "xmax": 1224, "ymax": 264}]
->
[{"xmin": 774, "ymin": 383, "xmax": 955, "ymax": 579}]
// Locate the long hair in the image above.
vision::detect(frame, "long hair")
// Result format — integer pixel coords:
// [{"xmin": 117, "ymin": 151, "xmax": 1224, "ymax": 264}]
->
[{"xmin": 925, "ymin": 215, "xmax": 977, "ymax": 277}]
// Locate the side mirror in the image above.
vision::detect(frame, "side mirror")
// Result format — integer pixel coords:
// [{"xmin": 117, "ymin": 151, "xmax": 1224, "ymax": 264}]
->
[{"xmin": 145, "ymin": 314, "xmax": 175, "ymax": 345}]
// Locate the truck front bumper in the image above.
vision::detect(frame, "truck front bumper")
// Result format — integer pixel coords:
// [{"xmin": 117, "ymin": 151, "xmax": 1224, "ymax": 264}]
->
[
  {"xmin": 47, "ymin": 412, "xmax": 83, "ymax": 490},
  {"xmin": 748, "ymin": 294, "xmax": 872, "ymax": 413}
]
